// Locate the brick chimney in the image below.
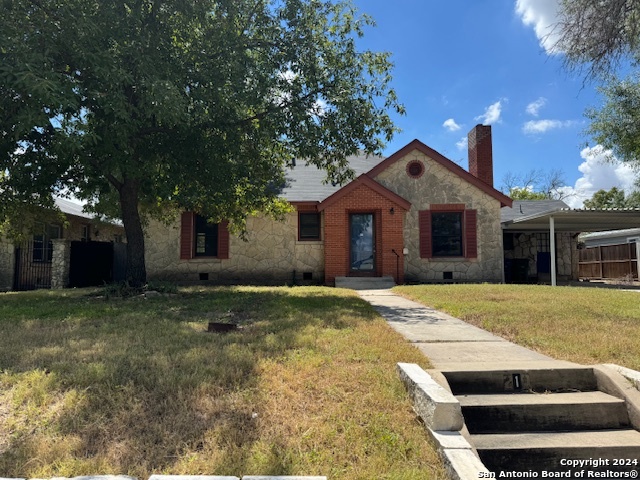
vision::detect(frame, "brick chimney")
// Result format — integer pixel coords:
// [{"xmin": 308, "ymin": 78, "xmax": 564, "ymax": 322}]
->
[{"xmin": 468, "ymin": 124, "xmax": 493, "ymax": 187}]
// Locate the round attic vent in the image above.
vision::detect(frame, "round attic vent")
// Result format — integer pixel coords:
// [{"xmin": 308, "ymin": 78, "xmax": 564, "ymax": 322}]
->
[{"xmin": 406, "ymin": 160, "xmax": 425, "ymax": 179}]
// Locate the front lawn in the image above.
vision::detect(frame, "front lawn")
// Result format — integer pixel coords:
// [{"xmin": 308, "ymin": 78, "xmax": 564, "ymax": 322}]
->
[
  {"xmin": 0, "ymin": 286, "xmax": 445, "ymax": 479},
  {"xmin": 394, "ymin": 284, "xmax": 640, "ymax": 371}
]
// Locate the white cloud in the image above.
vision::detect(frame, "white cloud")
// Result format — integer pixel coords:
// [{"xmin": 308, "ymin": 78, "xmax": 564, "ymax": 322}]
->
[
  {"xmin": 443, "ymin": 118, "xmax": 461, "ymax": 132},
  {"xmin": 526, "ymin": 97, "xmax": 547, "ymax": 116},
  {"xmin": 559, "ymin": 145, "xmax": 637, "ymax": 208},
  {"xmin": 456, "ymin": 137, "xmax": 468, "ymax": 151},
  {"xmin": 515, "ymin": 0, "xmax": 562, "ymax": 54},
  {"xmin": 475, "ymin": 100, "xmax": 504, "ymax": 125},
  {"xmin": 522, "ymin": 119, "xmax": 575, "ymax": 134}
]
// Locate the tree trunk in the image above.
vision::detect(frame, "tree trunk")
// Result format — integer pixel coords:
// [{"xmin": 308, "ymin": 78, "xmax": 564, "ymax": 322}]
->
[{"xmin": 119, "ymin": 178, "xmax": 147, "ymax": 288}]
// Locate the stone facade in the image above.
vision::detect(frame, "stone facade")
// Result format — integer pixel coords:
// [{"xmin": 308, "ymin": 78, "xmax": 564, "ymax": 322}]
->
[
  {"xmin": 145, "ymin": 211, "xmax": 324, "ymax": 284},
  {"xmin": 374, "ymin": 149, "xmax": 504, "ymax": 283},
  {"xmin": 146, "ymin": 131, "xmax": 512, "ymax": 286},
  {"xmin": 504, "ymin": 231, "xmax": 578, "ymax": 282},
  {"xmin": 51, "ymin": 239, "xmax": 71, "ymax": 289}
]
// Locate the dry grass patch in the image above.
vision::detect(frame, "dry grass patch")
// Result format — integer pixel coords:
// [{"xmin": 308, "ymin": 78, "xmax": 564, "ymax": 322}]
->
[
  {"xmin": 0, "ymin": 286, "xmax": 445, "ymax": 479},
  {"xmin": 394, "ymin": 284, "xmax": 640, "ymax": 370}
]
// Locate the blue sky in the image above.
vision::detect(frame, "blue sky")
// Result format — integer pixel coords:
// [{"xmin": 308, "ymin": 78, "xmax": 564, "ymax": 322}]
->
[{"xmin": 351, "ymin": 0, "xmax": 637, "ymax": 207}]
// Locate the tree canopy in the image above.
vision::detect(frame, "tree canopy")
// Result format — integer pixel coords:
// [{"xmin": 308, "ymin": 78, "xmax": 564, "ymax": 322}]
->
[
  {"xmin": 554, "ymin": 0, "xmax": 640, "ymax": 178},
  {"xmin": 0, "ymin": 0, "xmax": 404, "ymax": 287},
  {"xmin": 586, "ymin": 75, "xmax": 640, "ymax": 171},
  {"xmin": 555, "ymin": 0, "xmax": 640, "ymax": 81},
  {"xmin": 583, "ymin": 186, "xmax": 640, "ymax": 209}
]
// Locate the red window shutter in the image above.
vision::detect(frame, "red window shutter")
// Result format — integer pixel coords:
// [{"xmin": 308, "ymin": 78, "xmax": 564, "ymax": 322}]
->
[
  {"xmin": 180, "ymin": 212, "xmax": 194, "ymax": 259},
  {"xmin": 218, "ymin": 220, "xmax": 230, "ymax": 259},
  {"xmin": 465, "ymin": 209, "xmax": 478, "ymax": 259},
  {"xmin": 419, "ymin": 210, "xmax": 432, "ymax": 258}
]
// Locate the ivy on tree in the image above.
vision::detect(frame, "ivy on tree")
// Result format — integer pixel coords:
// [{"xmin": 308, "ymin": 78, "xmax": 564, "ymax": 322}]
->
[{"xmin": 0, "ymin": 0, "xmax": 404, "ymax": 287}]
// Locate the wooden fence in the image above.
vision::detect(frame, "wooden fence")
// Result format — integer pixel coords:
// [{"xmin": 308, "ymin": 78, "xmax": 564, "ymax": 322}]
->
[{"xmin": 578, "ymin": 242, "xmax": 639, "ymax": 280}]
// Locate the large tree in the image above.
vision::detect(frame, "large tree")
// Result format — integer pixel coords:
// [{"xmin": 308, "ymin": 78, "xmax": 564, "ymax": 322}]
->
[
  {"xmin": 586, "ymin": 74, "xmax": 640, "ymax": 171},
  {"xmin": 554, "ymin": 0, "xmax": 640, "ymax": 178},
  {"xmin": 554, "ymin": 0, "xmax": 640, "ymax": 81},
  {"xmin": 0, "ymin": 0, "xmax": 403, "ymax": 287}
]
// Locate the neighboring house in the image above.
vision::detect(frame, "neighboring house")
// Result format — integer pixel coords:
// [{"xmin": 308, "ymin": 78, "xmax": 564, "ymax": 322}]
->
[
  {"xmin": 0, "ymin": 198, "xmax": 126, "ymax": 291},
  {"xmin": 145, "ymin": 125, "xmax": 513, "ymax": 285},
  {"xmin": 579, "ymin": 228, "xmax": 640, "ymax": 281},
  {"xmin": 581, "ymin": 228, "xmax": 640, "ymax": 248},
  {"xmin": 501, "ymin": 200, "xmax": 578, "ymax": 283}
]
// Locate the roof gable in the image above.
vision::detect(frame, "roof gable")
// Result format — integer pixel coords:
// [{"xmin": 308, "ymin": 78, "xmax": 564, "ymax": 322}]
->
[
  {"xmin": 367, "ymin": 139, "xmax": 512, "ymax": 207},
  {"xmin": 281, "ymin": 153, "xmax": 383, "ymax": 202},
  {"xmin": 318, "ymin": 174, "xmax": 411, "ymax": 212}
]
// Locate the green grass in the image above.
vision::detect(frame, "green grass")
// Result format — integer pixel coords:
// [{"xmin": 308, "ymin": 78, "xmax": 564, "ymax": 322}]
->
[
  {"xmin": 394, "ymin": 284, "xmax": 640, "ymax": 371},
  {"xmin": 0, "ymin": 286, "xmax": 445, "ymax": 479}
]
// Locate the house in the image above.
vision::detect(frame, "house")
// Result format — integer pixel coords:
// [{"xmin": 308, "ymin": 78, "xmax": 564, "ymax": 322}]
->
[
  {"xmin": 582, "ymin": 228, "xmax": 640, "ymax": 248},
  {"xmin": 0, "ymin": 198, "xmax": 126, "ymax": 291},
  {"xmin": 145, "ymin": 124, "xmax": 513, "ymax": 285}
]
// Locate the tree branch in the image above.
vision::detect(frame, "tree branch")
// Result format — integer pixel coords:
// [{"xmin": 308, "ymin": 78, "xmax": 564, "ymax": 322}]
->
[{"xmin": 233, "ymin": 86, "xmax": 328, "ymax": 127}]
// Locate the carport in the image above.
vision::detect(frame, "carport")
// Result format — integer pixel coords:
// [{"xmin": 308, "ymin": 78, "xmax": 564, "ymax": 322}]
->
[{"xmin": 502, "ymin": 207, "xmax": 640, "ymax": 286}]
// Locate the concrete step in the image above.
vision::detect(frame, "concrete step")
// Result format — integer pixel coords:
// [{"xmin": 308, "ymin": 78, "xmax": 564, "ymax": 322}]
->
[
  {"xmin": 443, "ymin": 366, "xmax": 597, "ymax": 394},
  {"xmin": 473, "ymin": 429, "xmax": 640, "ymax": 473},
  {"xmin": 458, "ymin": 391, "xmax": 630, "ymax": 433},
  {"xmin": 334, "ymin": 276, "xmax": 395, "ymax": 290}
]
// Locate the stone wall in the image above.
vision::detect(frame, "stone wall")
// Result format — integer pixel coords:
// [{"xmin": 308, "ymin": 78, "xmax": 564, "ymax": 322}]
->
[
  {"xmin": 145, "ymin": 211, "xmax": 324, "ymax": 284},
  {"xmin": 51, "ymin": 239, "xmax": 71, "ymax": 289},
  {"xmin": 374, "ymin": 149, "xmax": 504, "ymax": 283},
  {"xmin": 504, "ymin": 232, "xmax": 577, "ymax": 281},
  {"xmin": 63, "ymin": 215, "xmax": 126, "ymax": 243}
]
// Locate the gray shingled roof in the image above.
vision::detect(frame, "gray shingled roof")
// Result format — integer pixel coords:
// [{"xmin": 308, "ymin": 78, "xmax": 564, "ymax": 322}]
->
[
  {"xmin": 500, "ymin": 199, "xmax": 570, "ymax": 223},
  {"xmin": 54, "ymin": 197, "xmax": 123, "ymax": 225},
  {"xmin": 281, "ymin": 153, "xmax": 384, "ymax": 202},
  {"xmin": 54, "ymin": 197, "xmax": 94, "ymax": 219}
]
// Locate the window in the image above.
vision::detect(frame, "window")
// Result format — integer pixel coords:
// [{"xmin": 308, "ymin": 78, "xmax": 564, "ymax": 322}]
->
[
  {"xmin": 81, "ymin": 224, "xmax": 90, "ymax": 241},
  {"xmin": 194, "ymin": 214, "xmax": 219, "ymax": 257},
  {"xmin": 431, "ymin": 212, "xmax": 463, "ymax": 257},
  {"xmin": 180, "ymin": 212, "xmax": 230, "ymax": 260},
  {"xmin": 33, "ymin": 223, "xmax": 61, "ymax": 262},
  {"xmin": 298, "ymin": 212, "xmax": 321, "ymax": 241},
  {"xmin": 419, "ymin": 206, "xmax": 477, "ymax": 259},
  {"xmin": 406, "ymin": 160, "xmax": 425, "ymax": 178}
]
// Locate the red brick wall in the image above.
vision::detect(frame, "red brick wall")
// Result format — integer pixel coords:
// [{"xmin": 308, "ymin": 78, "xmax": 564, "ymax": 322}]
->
[
  {"xmin": 468, "ymin": 124, "xmax": 493, "ymax": 187},
  {"xmin": 323, "ymin": 183, "xmax": 405, "ymax": 285}
]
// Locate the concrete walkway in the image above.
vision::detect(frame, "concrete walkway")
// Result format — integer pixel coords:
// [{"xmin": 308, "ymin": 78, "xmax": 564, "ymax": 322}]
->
[{"xmin": 358, "ymin": 289, "xmax": 580, "ymax": 372}]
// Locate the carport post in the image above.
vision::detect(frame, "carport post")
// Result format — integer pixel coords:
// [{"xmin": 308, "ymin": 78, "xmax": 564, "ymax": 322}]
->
[{"xmin": 550, "ymin": 216, "xmax": 557, "ymax": 286}]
